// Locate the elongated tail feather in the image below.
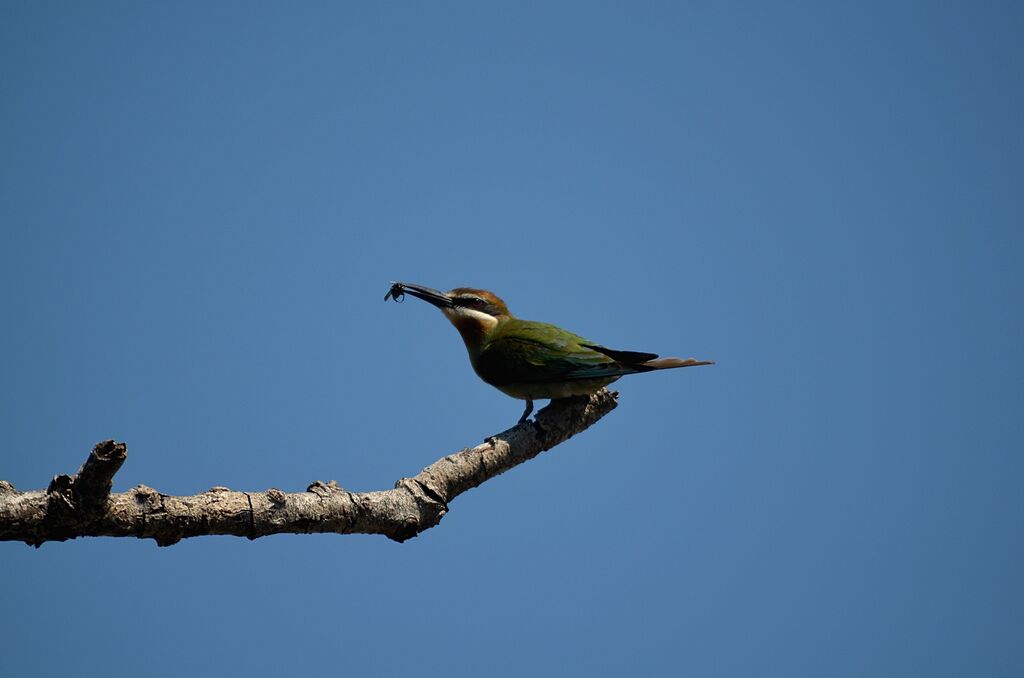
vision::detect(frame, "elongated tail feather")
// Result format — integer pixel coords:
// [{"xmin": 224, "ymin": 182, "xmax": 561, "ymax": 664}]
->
[{"xmin": 639, "ymin": 357, "xmax": 715, "ymax": 370}]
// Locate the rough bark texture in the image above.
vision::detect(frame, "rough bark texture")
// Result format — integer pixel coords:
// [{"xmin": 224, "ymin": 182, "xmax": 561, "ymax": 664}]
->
[{"xmin": 0, "ymin": 389, "xmax": 618, "ymax": 547}]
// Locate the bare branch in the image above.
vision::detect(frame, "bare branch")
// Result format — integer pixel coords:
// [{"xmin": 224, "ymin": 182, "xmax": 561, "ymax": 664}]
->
[{"xmin": 0, "ymin": 389, "xmax": 618, "ymax": 547}]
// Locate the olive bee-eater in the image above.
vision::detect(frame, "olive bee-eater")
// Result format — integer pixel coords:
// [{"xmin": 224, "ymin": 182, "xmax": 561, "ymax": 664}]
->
[{"xmin": 385, "ymin": 282, "xmax": 713, "ymax": 422}]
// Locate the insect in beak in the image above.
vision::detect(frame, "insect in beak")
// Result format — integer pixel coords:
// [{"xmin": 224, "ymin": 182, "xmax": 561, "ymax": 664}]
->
[{"xmin": 384, "ymin": 282, "xmax": 405, "ymax": 303}]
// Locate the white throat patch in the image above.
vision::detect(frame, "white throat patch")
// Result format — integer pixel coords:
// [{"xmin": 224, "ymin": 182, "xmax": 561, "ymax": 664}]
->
[{"xmin": 443, "ymin": 306, "xmax": 499, "ymax": 331}]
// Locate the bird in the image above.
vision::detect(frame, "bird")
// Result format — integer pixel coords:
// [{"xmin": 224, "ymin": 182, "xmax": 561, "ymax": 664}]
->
[{"xmin": 385, "ymin": 282, "xmax": 713, "ymax": 423}]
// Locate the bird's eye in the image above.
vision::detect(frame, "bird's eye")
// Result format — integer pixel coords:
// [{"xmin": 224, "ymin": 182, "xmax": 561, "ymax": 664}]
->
[{"xmin": 460, "ymin": 296, "xmax": 485, "ymax": 308}]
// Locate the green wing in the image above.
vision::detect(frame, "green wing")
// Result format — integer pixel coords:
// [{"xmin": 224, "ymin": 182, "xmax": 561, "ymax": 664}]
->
[{"xmin": 476, "ymin": 319, "xmax": 637, "ymax": 386}]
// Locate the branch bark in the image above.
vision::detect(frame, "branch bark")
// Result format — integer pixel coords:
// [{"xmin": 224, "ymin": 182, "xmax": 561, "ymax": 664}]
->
[{"xmin": 0, "ymin": 389, "xmax": 618, "ymax": 547}]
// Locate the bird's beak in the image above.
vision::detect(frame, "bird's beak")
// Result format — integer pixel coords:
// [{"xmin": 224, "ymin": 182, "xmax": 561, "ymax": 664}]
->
[{"xmin": 389, "ymin": 282, "xmax": 453, "ymax": 309}]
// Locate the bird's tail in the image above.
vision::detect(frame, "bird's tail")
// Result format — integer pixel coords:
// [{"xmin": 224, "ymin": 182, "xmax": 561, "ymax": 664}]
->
[
  {"xmin": 583, "ymin": 344, "xmax": 714, "ymax": 373},
  {"xmin": 639, "ymin": 357, "xmax": 715, "ymax": 370}
]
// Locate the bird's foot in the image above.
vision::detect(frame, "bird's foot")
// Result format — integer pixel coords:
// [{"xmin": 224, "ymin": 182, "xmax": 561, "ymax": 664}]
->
[{"xmin": 518, "ymin": 398, "xmax": 534, "ymax": 424}]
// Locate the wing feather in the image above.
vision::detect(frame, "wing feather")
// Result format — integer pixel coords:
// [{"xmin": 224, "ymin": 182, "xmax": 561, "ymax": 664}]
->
[{"xmin": 476, "ymin": 321, "xmax": 626, "ymax": 386}]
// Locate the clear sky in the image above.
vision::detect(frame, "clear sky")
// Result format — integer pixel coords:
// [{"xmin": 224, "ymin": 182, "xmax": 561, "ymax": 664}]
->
[{"xmin": 2, "ymin": 2, "xmax": 1021, "ymax": 676}]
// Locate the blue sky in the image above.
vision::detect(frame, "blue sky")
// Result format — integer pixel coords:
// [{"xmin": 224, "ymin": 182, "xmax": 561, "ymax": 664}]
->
[{"xmin": 2, "ymin": 2, "xmax": 1021, "ymax": 676}]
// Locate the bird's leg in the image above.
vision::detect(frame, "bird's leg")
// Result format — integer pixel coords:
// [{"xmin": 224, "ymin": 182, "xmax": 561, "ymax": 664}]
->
[{"xmin": 518, "ymin": 398, "xmax": 534, "ymax": 424}]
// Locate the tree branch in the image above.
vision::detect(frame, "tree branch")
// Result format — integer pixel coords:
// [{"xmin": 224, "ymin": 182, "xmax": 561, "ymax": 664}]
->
[{"xmin": 0, "ymin": 389, "xmax": 618, "ymax": 547}]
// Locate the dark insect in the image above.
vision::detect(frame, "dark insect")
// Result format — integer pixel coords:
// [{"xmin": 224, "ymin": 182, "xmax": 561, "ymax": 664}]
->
[{"xmin": 384, "ymin": 282, "xmax": 405, "ymax": 303}]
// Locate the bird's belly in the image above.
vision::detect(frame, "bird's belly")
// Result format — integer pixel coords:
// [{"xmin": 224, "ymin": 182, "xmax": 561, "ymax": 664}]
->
[{"xmin": 493, "ymin": 377, "xmax": 618, "ymax": 401}]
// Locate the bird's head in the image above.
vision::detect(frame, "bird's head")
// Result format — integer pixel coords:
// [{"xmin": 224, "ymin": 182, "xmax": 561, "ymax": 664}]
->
[{"xmin": 386, "ymin": 282, "xmax": 512, "ymax": 350}]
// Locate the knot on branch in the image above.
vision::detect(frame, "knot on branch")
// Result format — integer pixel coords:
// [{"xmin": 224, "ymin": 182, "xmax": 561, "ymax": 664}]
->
[
  {"xmin": 307, "ymin": 480, "xmax": 345, "ymax": 497},
  {"xmin": 45, "ymin": 440, "xmax": 127, "ymax": 515},
  {"xmin": 132, "ymin": 484, "xmax": 162, "ymax": 509},
  {"xmin": 32, "ymin": 440, "xmax": 129, "ymax": 545},
  {"xmin": 389, "ymin": 477, "xmax": 449, "ymax": 543}
]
